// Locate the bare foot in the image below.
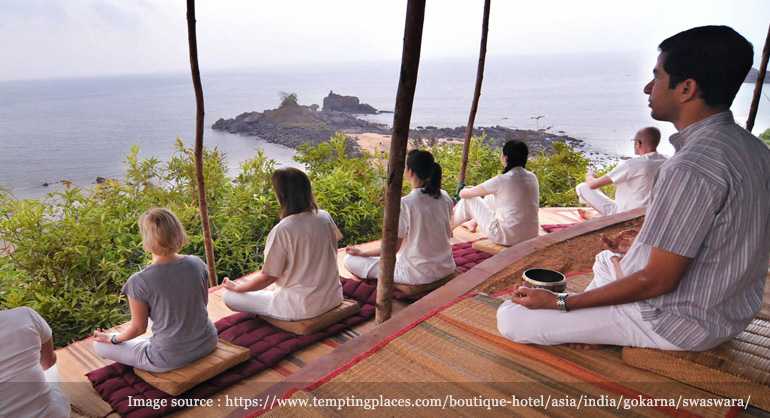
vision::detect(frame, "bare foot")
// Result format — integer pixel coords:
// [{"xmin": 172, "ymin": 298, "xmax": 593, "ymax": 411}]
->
[
  {"xmin": 461, "ymin": 219, "xmax": 478, "ymax": 232},
  {"xmin": 565, "ymin": 343, "xmax": 603, "ymax": 350},
  {"xmin": 577, "ymin": 208, "xmax": 593, "ymax": 221}
]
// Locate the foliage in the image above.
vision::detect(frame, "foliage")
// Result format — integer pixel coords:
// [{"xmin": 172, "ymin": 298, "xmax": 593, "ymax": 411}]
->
[
  {"xmin": 428, "ymin": 135, "xmax": 500, "ymax": 195},
  {"xmin": 760, "ymin": 128, "xmax": 770, "ymax": 147},
  {"xmin": 526, "ymin": 142, "xmax": 590, "ymax": 207},
  {"xmin": 0, "ymin": 133, "xmax": 593, "ymax": 346},
  {"xmin": 296, "ymin": 133, "xmax": 386, "ymax": 246},
  {"xmin": 279, "ymin": 91, "xmax": 299, "ymax": 108}
]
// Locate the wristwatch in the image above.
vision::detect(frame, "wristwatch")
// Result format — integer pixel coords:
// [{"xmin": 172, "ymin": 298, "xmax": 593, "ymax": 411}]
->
[
  {"xmin": 556, "ymin": 293, "xmax": 569, "ymax": 312},
  {"xmin": 110, "ymin": 333, "xmax": 121, "ymax": 345}
]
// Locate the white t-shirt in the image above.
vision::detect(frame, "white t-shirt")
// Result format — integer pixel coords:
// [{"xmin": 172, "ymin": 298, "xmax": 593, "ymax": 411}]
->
[
  {"xmin": 607, "ymin": 152, "xmax": 667, "ymax": 213},
  {"xmin": 261, "ymin": 209, "xmax": 344, "ymax": 320},
  {"xmin": 395, "ymin": 189, "xmax": 456, "ymax": 284},
  {"xmin": 0, "ymin": 307, "xmax": 68, "ymax": 418},
  {"xmin": 479, "ymin": 167, "xmax": 540, "ymax": 246}
]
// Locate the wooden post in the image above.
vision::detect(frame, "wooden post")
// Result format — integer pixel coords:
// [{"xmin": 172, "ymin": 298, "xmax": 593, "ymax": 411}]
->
[
  {"xmin": 747, "ymin": 23, "xmax": 770, "ymax": 133},
  {"xmin": 458, "ymin": 0, "xmax": 491, "ymax": 187},
  {"xmin": 376, "ymin": 0, "xmax": 426, "ymax": 323},
  {"xmin": 186, "ymin": 0, "xmax": 218, "ymax": 287}
]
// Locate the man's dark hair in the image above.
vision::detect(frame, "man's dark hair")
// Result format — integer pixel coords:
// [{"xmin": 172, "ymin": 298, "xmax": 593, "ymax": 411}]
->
[{"xmin": 659, "ymin": 25, "xmax": 753, "ymax": 108}]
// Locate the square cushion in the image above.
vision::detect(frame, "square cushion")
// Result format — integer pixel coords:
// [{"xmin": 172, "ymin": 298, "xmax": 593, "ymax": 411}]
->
[
  {"xmin": 393, "ymin": 273, "xmax": 457, "ymax": 298},
  {"xmin": 134, "ymin": 339, "xmax": 249, "ymax": 396},
  {"xmin": 471, "ymin": 238, "xmax": 509, "ymax": 255},
  {"xmin": 262, "ymin": 299, "xmax": 361, "ymax": 335}
]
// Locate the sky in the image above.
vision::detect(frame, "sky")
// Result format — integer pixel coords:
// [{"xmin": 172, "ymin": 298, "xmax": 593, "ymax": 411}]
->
[{"xmin": 0, "ymin": 0, "xmax": 768, "ymax": 81}]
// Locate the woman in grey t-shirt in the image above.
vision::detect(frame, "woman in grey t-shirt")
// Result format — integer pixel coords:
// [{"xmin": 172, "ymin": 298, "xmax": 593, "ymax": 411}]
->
[{"xmin": 92, "ymin": 208, "xmax": 217, "ymax": 372}]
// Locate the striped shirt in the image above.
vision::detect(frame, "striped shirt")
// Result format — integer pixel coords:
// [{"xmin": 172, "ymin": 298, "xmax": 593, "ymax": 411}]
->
[{"xmin": 621, "ymin": 111, "xmax": 770, "ymax": 351}]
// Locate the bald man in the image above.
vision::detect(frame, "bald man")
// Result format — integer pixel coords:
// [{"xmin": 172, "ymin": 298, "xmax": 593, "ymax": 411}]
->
[{"xmin": 576, "ymin": 127, "xmax": 667, "ymax": 215}]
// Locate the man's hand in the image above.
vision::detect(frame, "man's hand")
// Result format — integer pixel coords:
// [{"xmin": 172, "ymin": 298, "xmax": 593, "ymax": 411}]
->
[
  {"xmin": 222, "ymin": 277, "xmax": 241, "ymax": 292},
  {"xmin": 509, "ymin": 286, "xmax": 559, "ymax": 310},
  {"xmin": 345, "ymin": 246, "xmax": 364, "ymax": 256},
  {"xmin": 92, "ymin": 329, "xmax": 113, "ymax": 343}
]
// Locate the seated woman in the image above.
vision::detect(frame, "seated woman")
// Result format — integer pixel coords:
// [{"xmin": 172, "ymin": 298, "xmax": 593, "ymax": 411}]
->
[
  {"xmin": 0, "ymin": 307, "xmax": 69, "ymax": 418},
  {"xmin": 344, "ymin": 149, "xmax": 456, "ymax": 285},
  {"xmin": 92, "ymin": 208, "xmax": 218, "ymax": 373},
  {"xmin": 223, "ymin": 168, "xmax": 344, "ymax": 321},
  {"xmin": 453, "ymin": 140, "xmax": 539, "ymax": 246}
]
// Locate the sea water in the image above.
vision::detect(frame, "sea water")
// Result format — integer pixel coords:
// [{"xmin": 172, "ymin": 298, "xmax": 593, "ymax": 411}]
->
[{"xmin": 1, "ymin": 52, "xmax": 767, "ymax": 199}]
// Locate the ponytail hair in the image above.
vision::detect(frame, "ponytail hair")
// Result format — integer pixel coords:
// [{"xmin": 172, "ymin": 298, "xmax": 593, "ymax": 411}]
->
[
  {"xmin": 502, "ymin": 140, "xmax": 529, "ymax": 173},
  {"xmin": 406, "ymin": 149, "xmax": 442, "ymax": 199}
]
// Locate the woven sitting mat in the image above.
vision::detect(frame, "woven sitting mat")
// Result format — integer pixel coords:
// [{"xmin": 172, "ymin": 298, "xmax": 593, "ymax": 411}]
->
[
  {"xmin": 264, "ymin": 294, "xmax": 743, "ymax": 417},
  {"xmin": 86, "ymin": 278, "xmax": 377, "ymax": 418}
]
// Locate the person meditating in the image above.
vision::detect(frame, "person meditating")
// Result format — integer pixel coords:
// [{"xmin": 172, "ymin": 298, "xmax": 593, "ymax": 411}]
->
[
  {"xmin": 453, "ymin": 140, "xmax": 539, "ymax": 246},
  {"xmin": 1, "ymin": 307, "xmax": 70, "ymax": 418},
  {"xmin": 223, "ymin": 168, "xmax": 343, "ymax": 320},
  {"xmin": 344, "ymin": 149, "xmax": 455, "ymax": 284},
  {"xmin": 497, "ymin": 26, "xmax": 770, "ymax": 351},
  {"xmin": 576, "ymin": 126, "xmax": 666, "ymax": 216},
  {"xmin": 92, "ymin": 208, "xmax": 218, "ymax": 372}
]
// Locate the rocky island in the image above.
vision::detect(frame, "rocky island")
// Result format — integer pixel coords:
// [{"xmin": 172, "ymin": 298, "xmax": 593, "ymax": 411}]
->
[{"xmin": 212, "ymin": 91, "xmax": 587, "ymax": 155}]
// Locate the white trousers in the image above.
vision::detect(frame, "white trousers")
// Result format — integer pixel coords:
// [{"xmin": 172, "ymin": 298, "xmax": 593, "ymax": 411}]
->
[
  {"xmin": 223, "ymin": 289, "xmax": 278, "ymax": 317},
  {"xmin": 93, "ymin": 337, "xmax": 173, "ymax": 373},
  {"xmin": 44, "ymin": 366, "xmax": 71, "ymax": 418},
  {"xmin": 496, "ymin": 250, "xmax": 681, "ymax": 350},
  {"xmin": 575, "ymin": 182, "xmax": 617, "ymax": 216},
  {"xmin": 343, "ymin": 255, "xmax": 381, "ymax": 279},
  {"xmin": 453, "ymin": 195, "xmax": 499, "ymax": 240}
]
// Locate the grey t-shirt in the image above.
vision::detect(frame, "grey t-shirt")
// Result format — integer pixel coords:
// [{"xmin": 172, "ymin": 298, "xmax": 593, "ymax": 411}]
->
[{"xmin": 122, "ymin": 255, "xmax": 218, "ymax": 369}]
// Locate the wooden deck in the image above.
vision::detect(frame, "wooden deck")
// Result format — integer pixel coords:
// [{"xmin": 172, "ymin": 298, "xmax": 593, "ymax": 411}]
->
[{"xmin": 58, "ymin": 207, "xmax": 597, "ymax": 417}]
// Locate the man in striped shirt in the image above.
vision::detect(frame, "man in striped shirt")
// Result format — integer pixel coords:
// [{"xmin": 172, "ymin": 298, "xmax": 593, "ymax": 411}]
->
[{"xmin": 498, "ymin": 25, "xmax": 770, "ymax": 351}]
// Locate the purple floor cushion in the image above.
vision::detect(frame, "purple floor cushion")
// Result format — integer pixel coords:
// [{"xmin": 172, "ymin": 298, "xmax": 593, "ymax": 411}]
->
[{"xmin": 85, "ymin": 243, "xmax": 491, "ymax": 417}]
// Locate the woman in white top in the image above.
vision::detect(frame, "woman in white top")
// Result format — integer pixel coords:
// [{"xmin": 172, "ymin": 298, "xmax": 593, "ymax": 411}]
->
[
  {"xmin": 0, "ymin": 307, "xmax": 69, "ymax": 418},
  {"xmin": 453, "ymin": 140, "xmax": 540, "ymax": 246},
  {"xmin": 223, "ymin": 168, "xmax": 344, "ymax": 321},
  {"xmin": 344, "ymin": 149, "xmax": 456, "ymax": 285}
]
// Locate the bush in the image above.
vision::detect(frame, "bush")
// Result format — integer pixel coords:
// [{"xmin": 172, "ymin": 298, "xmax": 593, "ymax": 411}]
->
[
  {"xmin": 0, "ymin": 134, "xmax": 593, "ymax": 346},
  {"xmin": 760, "ymin": 128, "xmax": 770, "ymax": 147}
]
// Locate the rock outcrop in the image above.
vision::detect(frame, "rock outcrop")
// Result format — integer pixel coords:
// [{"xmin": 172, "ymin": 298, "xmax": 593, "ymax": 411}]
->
[
  {"xmin": 322, "ymin": 91, "xmax": 379, "ymax": 114},
  {"xmin": 212, "ymin": 99, "xmax": 388, "ymax": 149}
]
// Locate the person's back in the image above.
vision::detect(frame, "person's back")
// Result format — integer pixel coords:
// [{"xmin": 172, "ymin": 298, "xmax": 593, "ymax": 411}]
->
[
  {"xmin": 396, "ymin": 189, "xmax": 456, "ymax": 284},
  {"xmin": 612, "ymin": 152, "xmax": 667, "ymax": 212},
  {"xmin": 263, "ymin": 209, "xmax": 343, "ymax": 319},
  {"xmin": 484, "ymin": 167, "xmax": 539, "ymax": 245},
  {"xmin": 627, "ymin": 112, "xmax": 770, "ymax": 349},
  {"xmin": 124, "ymin": 255, "xmax": 218, "ymax": 369},
  {"xmin": 0, "ymin": 307, "xmax": 69, "ymax": 418}
]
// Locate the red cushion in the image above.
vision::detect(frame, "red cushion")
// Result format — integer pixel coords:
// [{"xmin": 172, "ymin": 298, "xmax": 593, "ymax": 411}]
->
[{"xmin": 85, "ymin": 243, "xmax": 489, "ymax": 417}]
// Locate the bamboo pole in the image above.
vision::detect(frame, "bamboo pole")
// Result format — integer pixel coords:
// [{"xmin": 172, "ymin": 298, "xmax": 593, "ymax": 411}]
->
[
  {"xmin": 376, "ymin": 0, "xmax": 426, "ymax": 323},
  {"xmin": 457, "ymin": 0, "xmax": 491, "ymax": 189},
  {"xmin": 747, "ymin": 23, "xmax": 770, "ymax": 133},
  {"xmin": 186, "ymin": 0, "xmax": 218, "ymax": 287}
]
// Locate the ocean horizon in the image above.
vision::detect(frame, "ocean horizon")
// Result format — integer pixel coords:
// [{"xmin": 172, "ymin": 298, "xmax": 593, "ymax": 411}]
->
[{"xmin": 1, "ymin": 52, "xmax": 768, "ymax": 199}]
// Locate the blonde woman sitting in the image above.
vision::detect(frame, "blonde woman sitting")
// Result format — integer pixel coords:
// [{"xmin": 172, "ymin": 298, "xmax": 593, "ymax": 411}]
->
[
  {"xmin": 92, "ymin": 208, "xmax": 218, "ymax": 372},
  {"xmin": 222, "ymin": 168, "xmax": 344, "ymax": 320}
]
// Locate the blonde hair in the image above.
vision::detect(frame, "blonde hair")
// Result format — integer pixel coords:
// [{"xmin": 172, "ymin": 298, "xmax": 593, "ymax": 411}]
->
[{"xmin": 138, "ymin": 208, "xmax": 188, "ymax": 256}]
